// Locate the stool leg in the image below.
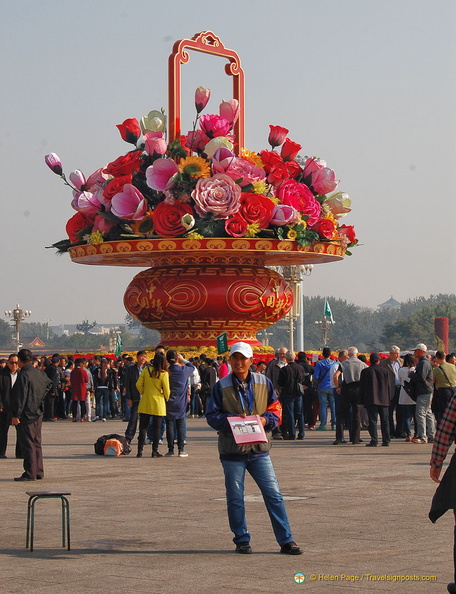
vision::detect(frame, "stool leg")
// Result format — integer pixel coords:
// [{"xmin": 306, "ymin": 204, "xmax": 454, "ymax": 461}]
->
[
  {"xmin": 26, "ymin": 496, "xmax": 33, "ymax": 549},
  {"xmin": 63, "ymin": 497, "xmax": 70, "ymax": 551},
  {"xmin": 60, "ymin": 497, "xmax": 65, "ymax": 548},
  {"xmin": 30, "ymin": 497, "xmax": 37, "ymax": 552}
]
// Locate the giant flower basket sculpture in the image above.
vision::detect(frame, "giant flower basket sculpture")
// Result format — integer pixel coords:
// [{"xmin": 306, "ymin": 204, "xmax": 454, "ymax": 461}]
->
[{"xmin": 46, "ymin": 31, "xmax": 356, "ymax": 349}]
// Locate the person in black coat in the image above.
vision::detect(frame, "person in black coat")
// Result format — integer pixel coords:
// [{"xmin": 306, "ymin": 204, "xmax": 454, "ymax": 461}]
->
[
  {"xmin": 0, "ymin": 354, "xmax": 22, "ymax": 458},
  {"xmin": 11, "ymin": 349, "xmax": 53, "ymax": 481},
  {"xmin": 359, "ymin": 353, "xmax": 393, "ymax": 447}
]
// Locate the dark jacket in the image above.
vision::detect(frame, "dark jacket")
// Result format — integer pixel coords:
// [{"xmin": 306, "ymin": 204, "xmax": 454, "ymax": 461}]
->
[
  {"xmin": 0, "ymin": 367, "xmax": 14, "ymax": 413},
  {"xmin": 11, "ymin": 364, "xmax": 53, "ymax": 424},
  {"xmin": 359, "ymin": 364, "xmax": 393, "ymax": 407},
  {"xmin": 124, "ymin": 363, "xmax": 147, "ymax": 403},
  {"xmin": 412, "ymin": 356, "xmax": 433, "ymax": 395},
  {"xmin": 278, "ymin": 361, "xmax": 304, "ymax": 398},
  {"xmin": 44, "ymin": 363, "xmax": 61, "ymax": 395}
]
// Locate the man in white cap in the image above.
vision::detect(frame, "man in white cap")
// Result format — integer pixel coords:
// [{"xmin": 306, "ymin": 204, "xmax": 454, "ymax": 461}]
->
[
  {"xmin": 410, "ymin": 343, "xmax": 435, "ymax": 444},
  {"xmin": 206, "ymin": 342, "xmax": 303, "ymax": 555}
]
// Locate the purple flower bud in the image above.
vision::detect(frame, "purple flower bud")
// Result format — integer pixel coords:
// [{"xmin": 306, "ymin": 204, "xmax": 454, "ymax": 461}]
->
[{"xmin": 45, "ymin": 153, "xmax": 63, "ymax": 176}]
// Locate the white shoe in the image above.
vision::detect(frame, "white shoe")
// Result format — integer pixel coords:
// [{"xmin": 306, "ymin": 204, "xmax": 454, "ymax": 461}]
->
[
  {"xmin": 102, "ymin": 418, "xmax": 106, "ymax": 422},
  {"xmin": 158, "ymin": 439, "xmax": 163, "ymax": 445},
  {"xmin": 178, "ymin": 451, "xmax": 188, "ymax": 457}
]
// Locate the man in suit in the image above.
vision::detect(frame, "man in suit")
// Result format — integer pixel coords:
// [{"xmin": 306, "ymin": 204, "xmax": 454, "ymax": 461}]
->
[
  {"xmin": 0, "ymin": 353, "xmax": 21, "ymax": 459},
  {"xmin": 11, "ymin": 349, "xmax": 53, "ymax": 481},
  {"xmin": 360, "ymin": 353, "xmax": 393, "ymax": 447},
  {"xmin": 278, "ymin": 352, "xmax": 305, "ymax": 440},
  {"xmin": 380, "ymin": 345, "xmax": 403, "ymax": 438}
]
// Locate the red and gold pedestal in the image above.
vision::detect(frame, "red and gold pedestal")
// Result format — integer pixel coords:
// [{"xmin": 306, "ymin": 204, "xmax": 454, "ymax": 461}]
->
[{"xmin": 69, "ymin": 237, "xmax": 346, "ymax": 349}]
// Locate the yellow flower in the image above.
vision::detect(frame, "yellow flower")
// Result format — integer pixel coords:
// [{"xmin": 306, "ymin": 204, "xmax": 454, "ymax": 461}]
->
[
  {"xmin": 252, "ymin": 180, "xmax": 270, "ymax": 195},
  {"xmin": 186, "ymin": 231, "xmax": 204, "ymax": 239},
  {"xmin": 287, "ymin": 229, "xmax": 298, "ymax": 240},
  {"xmin": 87, "ymin": 231, "xmax": 104, "ymax": 245},
  {"xmin": 240, "ymin": 148, "xmax": 263, "ymax": 168},
  {"xmin": 179, "ymin": 156, "xmax": 211, "ymax": 179},
  {"xmin": 245, "ymin": 222, "xmax": 261, "ymax": 238},
  {"xmin": 323, "ymin": 211, "xmax": 337, "ymax": 225}
]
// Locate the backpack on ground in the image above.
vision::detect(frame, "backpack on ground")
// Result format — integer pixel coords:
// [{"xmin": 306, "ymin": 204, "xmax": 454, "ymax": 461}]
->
[{"xmin": 94, "ymin": 433, "xmax": 131, "ymax": 456}]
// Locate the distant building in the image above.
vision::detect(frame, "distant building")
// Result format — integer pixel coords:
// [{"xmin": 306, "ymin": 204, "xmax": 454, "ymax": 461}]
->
[
  {"xmin": 22, "ymin": 336, "xmax": 46, "ymax": 348},
  {"xmin": 377, "ymin": 296, "xmax": 401, "ymax": 310}
]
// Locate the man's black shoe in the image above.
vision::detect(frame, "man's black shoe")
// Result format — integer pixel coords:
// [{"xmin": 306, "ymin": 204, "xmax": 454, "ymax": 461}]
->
[
  {"xmin": 447, "ymin": 582, "xmax": 456, "ymax": 593},
  {"xmin": 280, "ymin": 541, "xmax": 303, "ymax": 555},
  {"xmin": 14, "ymin": 475, "xmax": 35, "ymax": 481},
  {"xmin": 366, "ymin": 442, "xmax": 377, "ymax": 447},
  {"xmin": 332, "ymin": 439, "xmax": 347, "ymax": 445},
  {"xmin": 0, "ymin": 454, "xmax": 7, "ymax": 459},
  {"xmin": 235, "ymin": 542, "xmax": 252, "ymax": 554}
]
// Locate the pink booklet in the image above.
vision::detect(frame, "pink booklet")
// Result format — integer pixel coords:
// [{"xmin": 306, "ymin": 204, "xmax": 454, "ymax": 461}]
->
[{"xmin": 228, "ymin": 415, "xmax": 268, "ymax": 445}]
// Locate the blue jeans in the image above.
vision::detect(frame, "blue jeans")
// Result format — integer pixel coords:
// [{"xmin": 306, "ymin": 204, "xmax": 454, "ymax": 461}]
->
[
  {"xmin": 95, "ymin": 387, "xmax": 110, "ymax": 419},
  {"xmin": 415, "ymin": 392, "xmax": 435, "ymax": 441},
  {"xmin": 281, "ymin": 397, "xmax": 304, "ymax": 439},
  {"xmin": 400, "ymin": 404, "xmax": 415, "ymax": 436},
  {"xmin": 318, "ymin": 388, "xmax": 336, "ymax": 426},
  {"xmin": 221, "ymin": 454, "xmax": 293, "ymax": 546}
]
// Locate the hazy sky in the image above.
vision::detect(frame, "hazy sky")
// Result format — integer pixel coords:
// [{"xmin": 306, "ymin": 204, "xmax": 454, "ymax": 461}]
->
[{"xmin": 1, "ymin": 0, "xmax": 455, "ymax": 326}]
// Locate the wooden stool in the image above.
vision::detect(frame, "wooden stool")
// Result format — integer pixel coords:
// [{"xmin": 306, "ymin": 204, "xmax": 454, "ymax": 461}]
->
[{"xmin": 26, "ymin": 491, "xmax": 71, "ymax": 552}]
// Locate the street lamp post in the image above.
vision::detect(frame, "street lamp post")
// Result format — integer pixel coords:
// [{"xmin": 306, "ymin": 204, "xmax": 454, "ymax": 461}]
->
[
  {"xmin": 314, "ymin": 318, "xmax": 333, "ymax": 349},
  {"xmin": 4, "ymin": 304, "xmax": 31, "ymax": 350},
  {"xmin": 279, "ymin": 265, "xmax": 313, "ymax": 353}
]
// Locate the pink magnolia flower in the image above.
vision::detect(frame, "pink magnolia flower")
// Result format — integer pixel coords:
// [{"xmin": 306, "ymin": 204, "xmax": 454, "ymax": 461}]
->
[
  {"xmin": 69, "ymin": 169, "xmax": 86, "ymax": 190},
  {"xmin": 146, "ymin": 158, "xmax": 179, "ymax": 191},
  {"xmin": 199, "ymin": 114, "xmax": 231, "ymax": 139},
  {"xmin": 191, "ymin": 173, "xmax": 242, "ymax": 219},
  {"xmin": 71, "ymin": 191, "xmax": 102, "ymax": 215},
  {"xmin": 276, "ymin": 179, "xmax": 321, "ymax": 226},
  {"xmin": 219, "ymin": 99, "xmax": 239, "ymax": 128},
  {"xmin": 212, "ymin": 156, "xmax": 266, "ymax": 188},
  {"xmin": 45, "ymin": 153, "xmax": 63, "ymax": 175},
  {"xmin": 268, "ymin": 125, "xmax": 289, "ymax": 148},
  {"xmin": 85, "ymin": 167, "xmax": 111, "ymax": 207},
  {"xmin": 144, "ymin": 132, "xmax": 168, "ymax": 156},
  {"xmin": 195, "ymin": 86, "xmax": 211, "ymax": 114},
  {"xmin": 303, "ymin": 157, "xmax": 339, "ymax": 195},
  {"xmin": 110, "ymin": 184, "xmax": 148, "ymax": 220},
  {"xmin": 270, "ymin": 204, "xmax": 301, "ymax": 226},
  {"xmin": 92, "ymin": 214, "xmax": 116, "ymax": 235}
]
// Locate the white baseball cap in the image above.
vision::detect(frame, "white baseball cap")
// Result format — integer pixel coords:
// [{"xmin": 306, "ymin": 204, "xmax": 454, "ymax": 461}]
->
[
  {"xmin": 413, "ymin": 343, "xmax": 427, "ymax": 352},
  {"xmin": 230, "ymin": 342, "xmax": 253, "ymax": 358}
]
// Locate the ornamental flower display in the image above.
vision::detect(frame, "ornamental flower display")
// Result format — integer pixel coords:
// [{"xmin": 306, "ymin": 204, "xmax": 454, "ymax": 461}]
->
[{"xmin": 45, "ymin": 87, "xmax": 357, "ymax": 251}]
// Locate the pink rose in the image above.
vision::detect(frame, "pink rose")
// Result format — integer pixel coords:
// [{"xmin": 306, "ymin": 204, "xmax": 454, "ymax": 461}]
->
[
  {"xmin": 146, "ymin": 158, "xmax": 179, "ymax": 191},
  {"xmin": 144, "ymin": 132, "xmax": 168, "ymax": 156},
  {"xmin": 270, "ymin": 204, "xmax": 301, "ymax": 226},
  {"xmin": 212, "ymin": 156, "xmax": 265, "ymax": 188},
  {"xmin": 191, "ymin": 173, "xmax": 242, "ymax": 219},
  {"xmin": 110, "ymin": 184, "xmax": 148, "ymax": 220},
  {"xmin": 199, "ymin": 114, "xmax": 231, "ymax": 138},
  {"xmin": 303, "ymin": 157, "xmax": 339, "ymax": 195},
  {"xmin": 276, "ymin": 179, "xmax": 321, "ymax": 226}
]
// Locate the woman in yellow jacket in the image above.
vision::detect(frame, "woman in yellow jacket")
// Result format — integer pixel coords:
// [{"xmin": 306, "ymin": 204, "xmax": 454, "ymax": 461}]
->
[{"xmin": 136, "ymin": 352, "xmax": 170, "ymax": 458}]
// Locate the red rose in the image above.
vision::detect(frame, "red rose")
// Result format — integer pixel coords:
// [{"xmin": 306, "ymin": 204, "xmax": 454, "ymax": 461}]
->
[
  {"xmin": 224, "ymin": 213, "xmax": 248, "ymax": 237},
  {"xmin": 104, "ymin": 150, "xmax": 142, "ymax": 177},
  {"xmin": 268, "ymin": 125, "xmax": 289, "ymax": 148},
  {"xmin": 116, "ymin": 118, "xmax": 141, "ymax": 144},
  {"xmin": 259, "ymin": 150, "xmax": 283, "ymax": 174},
  {"xmin": 239, "ymin": 193, "xmax": 274, "ymax": 228},
  {"xmin": 268, "ymin": 160, "xmax": 302, "ymax": 186},
  {"xmin": 66, "ymin": 212, "xmax": 93, "ymax": 243},
  {"xmin": 337, "ymin": 224, "xmax": 356, "ymax": 244},
  {"xmin": 281, "ymin": 138, "xmax": 302, "ymax": 162},
  {"xmin": 103, "ymin": 174, "xmax": 133, "ymax": 200},
  {"xmin": 311, "ymin": 218, "xmax": 336, "ymax": 240},
  {"xmin": 153, "ymin": 201, "xmax": 193, "ymax": 238}
]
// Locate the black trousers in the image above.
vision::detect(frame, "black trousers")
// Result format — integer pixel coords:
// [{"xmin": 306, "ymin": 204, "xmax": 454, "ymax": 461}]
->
[
  {"xmin": 124, "ymin": 401, "xmax": 139, "ymax": 442},
  {"xmin": 367, "ymin": 404, "xmax": 390, "ymax": 445},
  {"xmin": 0, "ymin": 411, "xmax": 22, "ymax": 458},
  {"xmin": 336, "ymin": 383, "xmax": 362, "ymax": 443},
  {"xmin": 138, "ymin": 414, "xmax": 163, "ymax": 451},
  {"xmin": 16, "ymin": 417, "xmax": 44, "ymax": 479}
]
